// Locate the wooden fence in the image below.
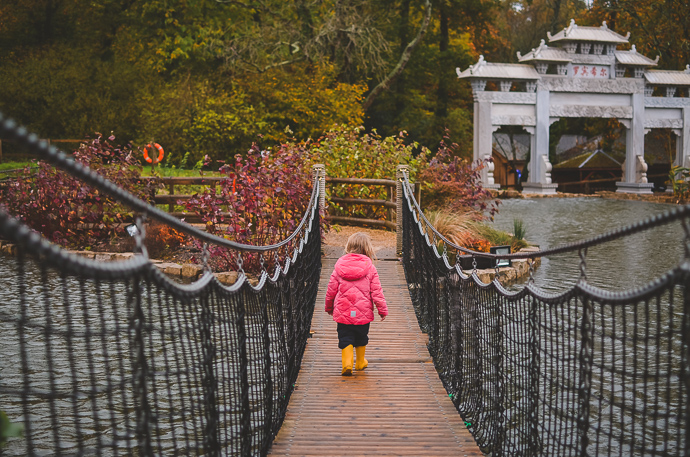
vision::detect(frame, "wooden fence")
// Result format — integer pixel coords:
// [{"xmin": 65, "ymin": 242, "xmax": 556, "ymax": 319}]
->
[
  {"xmin": 555, "ymin": 173, "xmax": 668, "ymax": 193},
  {"xmin": 0, "ymin": 139, "xmax": 84, "ymax": 162},
  {"xmin": 145, "ymin": 176, "xmax": 419, "ymax": 230}
]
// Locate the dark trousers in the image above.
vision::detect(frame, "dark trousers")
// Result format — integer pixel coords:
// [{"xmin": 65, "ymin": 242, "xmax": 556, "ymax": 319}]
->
[{"xmin": 337, "ymin": 323, "xmax": 370, "ymax": 349}]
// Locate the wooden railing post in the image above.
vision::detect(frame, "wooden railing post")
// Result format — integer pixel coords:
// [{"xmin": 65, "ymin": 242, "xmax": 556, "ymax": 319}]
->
[
  {"xmin": 396, "ymin": 165, "xmax": 409, "ymax": 257},
  {"xmin": 312, "ymin": 164, "xmax": 326, "ymax": 216},
  {"xmin": 167, "ymin": 178, "xmax": 175, "ymax": 213}
]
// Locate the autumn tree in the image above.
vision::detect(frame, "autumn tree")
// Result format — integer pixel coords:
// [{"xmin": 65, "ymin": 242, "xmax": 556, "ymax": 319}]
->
[
  {"xmin": 365, "ymin": 0, "xmax": 495, "ymax": 158},
  {"xmin": 492, "ymin": 0, "xmax": 589, "ymax": 63},
  {"xmin": 4, "ymin": 0, "xmax": 683, "ymax": 169},
  {"xmin": 582, "ymin": 0, "xmax": 690, "ymax": 70}
]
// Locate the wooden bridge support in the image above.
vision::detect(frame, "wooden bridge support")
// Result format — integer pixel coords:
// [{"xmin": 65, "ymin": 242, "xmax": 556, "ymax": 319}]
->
[
  {"xmin": 396, "ymin": 165, "xmax": 409, "ymax": 257},
  {"xmin": 312, "ymin": 164, "xmax": 326, "ymax": 214}
]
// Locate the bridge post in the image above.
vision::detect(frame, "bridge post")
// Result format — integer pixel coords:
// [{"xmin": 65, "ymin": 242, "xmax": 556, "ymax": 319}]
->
[
  {"xmin": 312, "ymin": 164, "xmax": 326, "ymax": 215},
  {"xmin": 396, "ymin": 165, "xmax": 409, "ymax": 257}
]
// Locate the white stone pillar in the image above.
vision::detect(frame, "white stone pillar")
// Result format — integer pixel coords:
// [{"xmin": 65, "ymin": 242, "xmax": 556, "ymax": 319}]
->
[
  {"xmin": 473, "ymin": 101, "xmax": 481, "ymax": 164},
  {"xmin": 522, "ymin": 85, "xmax": 557, "ymax": 194},
  {"xmin": 616, "ymin": 88, "xmax": 653, "ymax": 194},
  {"xmin": 682, "ymin": 107, "xmax": 690, "ymax": 168},
  {"xmin": 474, "ymin": 100, "xmax": 499, "ymax": 189}
]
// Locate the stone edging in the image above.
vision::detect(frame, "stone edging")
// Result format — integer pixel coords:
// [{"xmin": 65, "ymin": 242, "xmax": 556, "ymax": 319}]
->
[
  {"xmin": 496, "ymin": 189, "xmax": 684, "ymax": 204},
  {"xmin": 1, "ymin": 241, "xmax": 541, "ymax": 287},
  {"xmin": 0, "ymin": 241, "xmax": 242, "ymax": 286},
  {"xmin": 466, "ymin": 246, "xmax": 541, "ymax": 285}
]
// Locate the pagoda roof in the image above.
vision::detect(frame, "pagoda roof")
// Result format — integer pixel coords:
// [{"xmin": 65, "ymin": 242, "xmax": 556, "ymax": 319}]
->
[
  {"xmin": 615, "ymin": 46, "xmax": 659, "ymax": 67},
  {"xmin": 456, "ymin": 56, "xmax": 541, "ymax": 80},
  {"xmin": 518, "ymin": 40, "xmax": 572, "ymax": 63},
  {"xmin": 548, "ymin": 20, "xmax": 630, "ymax": 44},
  {"xmin": 644, "ymin": 67, "xmax": 690, "ymax": 86}
]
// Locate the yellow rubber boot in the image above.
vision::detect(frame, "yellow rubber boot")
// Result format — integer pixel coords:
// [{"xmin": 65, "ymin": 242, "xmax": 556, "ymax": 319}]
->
[
  {"xmin": 341, "ymin": 345, "xmax": 354, "ymax": 376},
  {"xmin": 355, "ymin": 346, "xmax": 368, "ymax": 371}
]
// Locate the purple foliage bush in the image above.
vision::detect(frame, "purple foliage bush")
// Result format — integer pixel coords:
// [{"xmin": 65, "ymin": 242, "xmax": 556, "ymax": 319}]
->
[
  {"xmin": 184, "ymin": 142, "xmax": 314, "ymax": 272},
  {"xmin": 420, "ymin": 135, "xmax": 500, "ymax": 218},
  {"xmin": 0, "ymin": 134, "xmax": 161, "ymax": 247}
]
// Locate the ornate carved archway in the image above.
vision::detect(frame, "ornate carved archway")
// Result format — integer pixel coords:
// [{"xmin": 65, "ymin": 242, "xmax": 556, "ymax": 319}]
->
[{"xmin": 457, "ymin": 20, "xmax": 690, "ymax": 194}]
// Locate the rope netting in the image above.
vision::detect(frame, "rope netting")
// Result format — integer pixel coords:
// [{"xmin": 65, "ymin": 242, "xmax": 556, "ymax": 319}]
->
[
  {"xmin": 400, "ymin": 173, "xmax": 690, "ymax": 456},
  {"xmin": 0, "ymin": 116, "xmax": 322, "ymax": 456}
]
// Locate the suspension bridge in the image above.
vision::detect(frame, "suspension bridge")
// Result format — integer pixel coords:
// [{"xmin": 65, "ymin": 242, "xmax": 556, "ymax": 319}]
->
[{"xmin": 1, "ymin": 115, "xmax": 689, "ymax": 456}]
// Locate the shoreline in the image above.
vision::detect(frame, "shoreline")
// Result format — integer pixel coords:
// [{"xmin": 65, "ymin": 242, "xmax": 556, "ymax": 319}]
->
[
  {"xmin": 0, "ymin": 233, "xmax": 541, "ymax": 286},
  {"xmin": 495, "ymin": 189, "xmax": 685, "ymax": 205}
]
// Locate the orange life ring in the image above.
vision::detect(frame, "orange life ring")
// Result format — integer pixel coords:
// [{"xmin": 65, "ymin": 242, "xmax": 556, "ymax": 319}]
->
[{"xmin": 143, "ymin": 143, "xmax": 164, "ymax": 164}]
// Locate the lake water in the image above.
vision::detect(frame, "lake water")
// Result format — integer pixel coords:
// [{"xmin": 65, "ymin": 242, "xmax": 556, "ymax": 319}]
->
[{"xmin": 490, "ymin": 197, "xmax": 686, "ymax": 292}]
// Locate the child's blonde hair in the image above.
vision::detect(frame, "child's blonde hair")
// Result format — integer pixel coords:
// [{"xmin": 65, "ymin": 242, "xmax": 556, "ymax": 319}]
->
[{"xmin": 345, "ymin": 232, "xmax": 377, "ymax": 260}]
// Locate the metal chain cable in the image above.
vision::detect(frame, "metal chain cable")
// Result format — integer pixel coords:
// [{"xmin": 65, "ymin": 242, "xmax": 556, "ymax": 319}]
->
[
  {"xmin": 236, "ymin": 252, "xmax": 245, "ymax": 276},
  {"xmin": 202, "ymin": 243, "xmax": 211, "ymax": 273},
  {"xmin": 528, "ymin": 259, "xmax": 535, "ymax": 284},
  {"xmin": 579, "ymin": 248, "xmax": 588, "ymax": 282},
  {"xmin": 134, "ymin": 215, "xmax": 149, "ymax": 259}
]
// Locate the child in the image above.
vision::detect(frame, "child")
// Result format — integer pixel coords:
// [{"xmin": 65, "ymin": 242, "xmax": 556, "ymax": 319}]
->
[{"xmin": 325, "ymin": 232, "xmax": 388, "ymax": 376}]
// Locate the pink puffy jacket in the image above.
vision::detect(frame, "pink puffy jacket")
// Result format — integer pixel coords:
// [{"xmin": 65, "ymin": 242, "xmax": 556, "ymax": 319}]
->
[{"xmin": 325, "ymin": 253, "xmax": 388, "ymax": 325}]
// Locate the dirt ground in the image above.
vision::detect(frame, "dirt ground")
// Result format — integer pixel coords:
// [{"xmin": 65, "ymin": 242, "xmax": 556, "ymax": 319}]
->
[{"xmin": 323, "ymin": 224, "xmax": 396, "ymax": 251}]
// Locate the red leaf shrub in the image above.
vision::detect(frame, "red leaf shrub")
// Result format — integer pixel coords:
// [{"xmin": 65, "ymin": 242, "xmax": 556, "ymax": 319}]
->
[
  {"xmin": 184, "ymin": 142, "xmax": 313, "ymax": 272},
  {"xmin": 144, "ymin": 221, "xmax": 188, "ymax": 259},
  {"xmin": 420, "ymin": 135, "xmax": 500, "ymax": 218},
  {"xmin": 0, "ymin": 134, "xmax": 161, "ymax": 247}
]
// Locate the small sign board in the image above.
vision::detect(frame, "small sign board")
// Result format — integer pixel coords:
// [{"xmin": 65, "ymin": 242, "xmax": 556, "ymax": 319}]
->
[{"xmin": 571, "ymin": 65, "xmax": 609, "ymax": 79}]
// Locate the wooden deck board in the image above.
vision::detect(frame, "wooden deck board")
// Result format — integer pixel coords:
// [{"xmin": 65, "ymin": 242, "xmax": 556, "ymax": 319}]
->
[{"xmin": 268, "ymin": 257, "xmax": 483, "ymax": 456}]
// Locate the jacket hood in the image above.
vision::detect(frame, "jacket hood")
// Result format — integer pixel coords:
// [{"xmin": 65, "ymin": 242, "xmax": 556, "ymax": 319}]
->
[{"xmin": 334, "ymin": 253, "xmax": 372, "ymax": 281}]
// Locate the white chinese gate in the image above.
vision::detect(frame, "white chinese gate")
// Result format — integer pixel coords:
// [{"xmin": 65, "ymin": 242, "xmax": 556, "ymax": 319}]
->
[{"xmin": 458, "ymin": 20, "xmax": 690, "ymax": 194}]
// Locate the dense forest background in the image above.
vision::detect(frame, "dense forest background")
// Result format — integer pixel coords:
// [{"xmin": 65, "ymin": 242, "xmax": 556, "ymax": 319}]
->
[{"xmin": 1, "ymin": 0, "xmax": 688, "ymax": 166}]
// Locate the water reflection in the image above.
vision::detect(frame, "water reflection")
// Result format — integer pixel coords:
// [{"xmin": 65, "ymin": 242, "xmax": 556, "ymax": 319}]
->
[{"xmin": 490, "ymin": 197, "xmax": 685, "ymax": 292}]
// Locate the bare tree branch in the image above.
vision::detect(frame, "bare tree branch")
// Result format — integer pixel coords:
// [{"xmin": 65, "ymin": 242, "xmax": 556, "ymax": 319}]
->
[{"xmin": 362, "ymin": 0, "xmax": 432, "ymax": 111}]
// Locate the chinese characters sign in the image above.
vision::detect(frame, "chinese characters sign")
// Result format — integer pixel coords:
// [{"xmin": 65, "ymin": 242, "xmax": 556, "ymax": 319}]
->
[{"xmin": 571, "ymin": 65, "xmax": 609, "ymax": 79}]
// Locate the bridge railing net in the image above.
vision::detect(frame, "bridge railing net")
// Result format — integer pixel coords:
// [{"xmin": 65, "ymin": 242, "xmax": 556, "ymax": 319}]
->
[
  {"xmin": 0, "ymin": 116, "xmax": 322, "ymax": 457},
  {"xmin": 400, "ymin": 173, "xmax": 690, "ymax": 456}
]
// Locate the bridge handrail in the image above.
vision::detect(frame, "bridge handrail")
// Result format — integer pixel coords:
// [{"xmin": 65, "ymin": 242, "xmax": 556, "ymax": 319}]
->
[
  {"xmin": 400, "ymin": 169, "xmax": 690, "ymax": 455},
  {"xmin": 401, "ymin": 171, "xmax": 690, "ymax": 260},
  {"xmin": 0, "ymin": 113, "xmax": 320, "ymax": 253},
  {"xmin": 0, "ymin": 114, "xmax": 324, "ymax": 456}
]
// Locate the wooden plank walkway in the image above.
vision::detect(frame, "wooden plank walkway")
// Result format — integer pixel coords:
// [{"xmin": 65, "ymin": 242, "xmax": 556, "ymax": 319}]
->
[{"xmin": 269, "ymin": 250, "xmax": 483, "ymax": 456}]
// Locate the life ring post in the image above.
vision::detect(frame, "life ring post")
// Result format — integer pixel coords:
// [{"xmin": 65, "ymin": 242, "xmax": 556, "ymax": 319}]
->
[{"xmin": 143, "ymin": 143, "xmax": 165, "ymax": 171}]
